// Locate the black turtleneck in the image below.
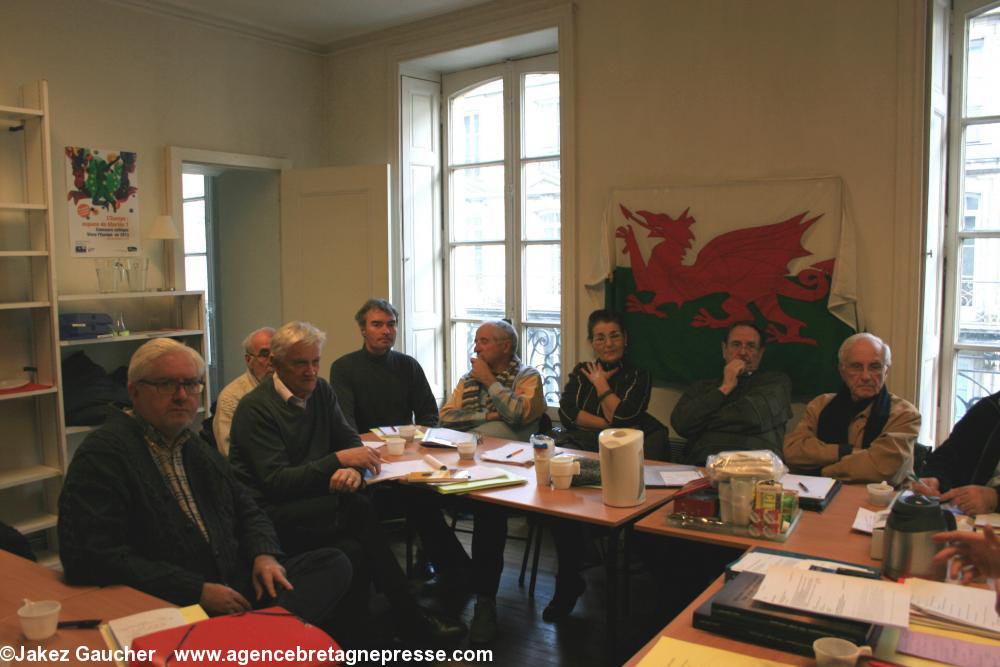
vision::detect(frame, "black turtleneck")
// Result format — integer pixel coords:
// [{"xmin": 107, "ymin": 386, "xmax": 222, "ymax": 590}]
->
[{"xmin": 329, "ymin": 347, "xmax": 439, "ymax": 433}]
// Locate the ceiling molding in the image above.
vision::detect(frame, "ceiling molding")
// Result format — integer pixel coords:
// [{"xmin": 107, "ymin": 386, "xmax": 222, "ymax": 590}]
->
[
  {"xmin": 326, "ymin": 0, "xmax": 569, "ymax": 55},
  {"xmin": 104, "ymin": 0, "xmax": 328, "ymax": 55}
]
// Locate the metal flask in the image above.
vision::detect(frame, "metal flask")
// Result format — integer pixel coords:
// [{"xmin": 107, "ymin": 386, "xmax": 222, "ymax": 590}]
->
[{"xmin": 882, "ymin": 493, "xmax": 956, "ymax": 580}]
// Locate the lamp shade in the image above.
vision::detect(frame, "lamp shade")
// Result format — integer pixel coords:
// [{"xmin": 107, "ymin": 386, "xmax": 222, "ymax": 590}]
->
[{"xmin": 149, "ymin": 214, "xmax": 179, "ymax": 240}]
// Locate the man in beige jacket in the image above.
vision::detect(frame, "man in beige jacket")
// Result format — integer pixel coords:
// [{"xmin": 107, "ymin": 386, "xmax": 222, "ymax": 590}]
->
[{"xmin": 784, "ymin": 333, "xmax": 920, "ymax": 484}]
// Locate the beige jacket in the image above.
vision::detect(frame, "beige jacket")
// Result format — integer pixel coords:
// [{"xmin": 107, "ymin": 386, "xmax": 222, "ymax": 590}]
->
[{"xmin": 783, "ymin": 392, "xmax": 920, "ymax": 485}]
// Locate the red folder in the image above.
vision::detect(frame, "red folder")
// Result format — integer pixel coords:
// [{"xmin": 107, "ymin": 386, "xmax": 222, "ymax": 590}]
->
[{"xmin": 130, "ymin": 607, "xmax": 340, "ymax": 666}]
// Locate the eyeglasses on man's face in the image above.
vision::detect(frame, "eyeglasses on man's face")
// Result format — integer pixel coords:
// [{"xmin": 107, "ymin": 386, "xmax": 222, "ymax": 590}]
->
[
  {"xmin": 139, "ymin": 379, "xmax": 205, "ymax": 396},
  {"xmin": 251, "ymin": 348, "xmax": 271, "ymax": 359}
]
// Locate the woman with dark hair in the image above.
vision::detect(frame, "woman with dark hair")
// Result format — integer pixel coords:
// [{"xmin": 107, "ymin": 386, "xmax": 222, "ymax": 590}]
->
[{"xmin": 557, "ymin": 309, "xmax": 668, "ymax": 459}]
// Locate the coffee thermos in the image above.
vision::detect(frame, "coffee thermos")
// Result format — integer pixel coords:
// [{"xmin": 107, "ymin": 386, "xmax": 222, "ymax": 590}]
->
[{"xmin": 883, "ymin": 493, "xmax": 956, "ymax": 580}]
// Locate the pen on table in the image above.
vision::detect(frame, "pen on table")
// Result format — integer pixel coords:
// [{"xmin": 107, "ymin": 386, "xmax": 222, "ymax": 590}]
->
[
  {"xmin": 505, "ymin": 448, "xmax": 523, "ymax": 459},
  {"xmin": 797, "ymin": 481, "xmax": 810, "ymax": 493},
  {"xmin": 58, "ymin": 619, "xmax": 101, "ymax": 629}
]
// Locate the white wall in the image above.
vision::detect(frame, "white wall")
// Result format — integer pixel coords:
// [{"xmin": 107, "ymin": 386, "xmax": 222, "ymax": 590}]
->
[
  {"xmin": 323, "ymin": 0, "xmax": 927, "ymax": 427},
  {"xmin": 0, "ymin": 0, "xmax": 326, "ymax": 293}
]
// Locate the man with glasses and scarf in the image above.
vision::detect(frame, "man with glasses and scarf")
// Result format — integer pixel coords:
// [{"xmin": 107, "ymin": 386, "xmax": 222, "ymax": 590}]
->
[
  {"xmin": 784, "ymin": 332, "xmax": 920, "ymax": 484},
  {"xmin": 213, "ymin": 326, "xmax": 274, "ymax": 455}
]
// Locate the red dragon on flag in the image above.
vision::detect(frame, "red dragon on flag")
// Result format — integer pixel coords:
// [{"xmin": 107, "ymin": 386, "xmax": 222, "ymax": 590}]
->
[
  {"xmin": 616, "ymin": 205, "xmax": 834, "ymax": 346},
  {"xmin": 601, "ymin": 177, "xmax": 857, "ymax": 396}
]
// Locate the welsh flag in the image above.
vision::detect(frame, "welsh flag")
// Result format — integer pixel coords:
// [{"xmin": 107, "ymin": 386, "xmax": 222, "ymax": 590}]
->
[{"xmin": 600, "ymin": 177, "xmax": 859, "ymax": 398}]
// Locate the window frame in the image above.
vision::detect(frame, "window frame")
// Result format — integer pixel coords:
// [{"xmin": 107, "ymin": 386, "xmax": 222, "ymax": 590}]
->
[
  {"xmin": 938, "ymin": 0, "xmax": 1000, "ymax": 437},
  {"xmin": 442, "ymin": 53, "xmax": 562, "ymax": 404}
]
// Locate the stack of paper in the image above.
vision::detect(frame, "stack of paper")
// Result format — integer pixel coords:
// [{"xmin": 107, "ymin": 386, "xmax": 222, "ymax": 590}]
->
[
  {"xmin": 905, "ymin": 577, "xmax": 1000, "ymax": 640},
  {"xmin": 753, "ymin": 565, "xmax": 911, "ymax": 629}
]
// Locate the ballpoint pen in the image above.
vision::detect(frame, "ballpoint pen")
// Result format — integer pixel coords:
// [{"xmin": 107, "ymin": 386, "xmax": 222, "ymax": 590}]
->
[
  {"xmin": 505, "ymin": 448, "xmax": 523, "ymax": 459},
  {"xmin": 798, "ymin": 481, "xmax": 810, "ymax": 493}
]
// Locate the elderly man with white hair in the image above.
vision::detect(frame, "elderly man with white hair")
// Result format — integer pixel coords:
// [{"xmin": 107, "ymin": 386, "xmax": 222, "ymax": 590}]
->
[
  {"xmin": 213, "ymin": 326, "xmax": 275, "ymax": 455},
  {"xmin": 783, "ymin": 332, "xmax": 921, "ymax": 484},
  {"xmin": 440, "ymin": 319, "xmax": 546, "ymax": 440},
  {"xmin": 58, "ymin": 338, "xmax": 351, "ymax": 631}
]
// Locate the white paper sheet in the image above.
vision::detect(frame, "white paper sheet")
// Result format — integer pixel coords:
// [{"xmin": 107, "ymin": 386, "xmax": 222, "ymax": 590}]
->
[
  {"xmin": 753, "ymin": 565, "xmax": 911, "ymax": 628},
  {"xmin": 897, "ymin": 627, "xmax": 999, "ymax": 667},
  {"xmin": 481, "ymin": 443, "xmax": 535, "ymax": 466},
  {"xmin": 974, "ymin": 512, "xmax": 1000, "ymax": 528},
  {"xmin": 422, "ymin": 427, "xmax": 474, "ymax": 446},
  {"xmin": 905, "ymin": 577, "xmax": 1000, "ymax": 635},
  {"xmin": 851, "ymin": 507, "xmax": 890, "ymax": 534},
  {"xmin": 365, "ymin": 459, "xmax": 434, "ymax": 484},
  {"xmin": 107, "ymin": 608, "xmax": 187, "ymax": 650},
  {"xmin": 730, "ymin": 551, "xmax": 874, "ymax": 576},
  {"xmin": 658, "ymin": 470, "xmax": 704, "ymax": 487},
  {"xmin": 778, "ymin": 473, "xmax": 836, "ymax": 501}
]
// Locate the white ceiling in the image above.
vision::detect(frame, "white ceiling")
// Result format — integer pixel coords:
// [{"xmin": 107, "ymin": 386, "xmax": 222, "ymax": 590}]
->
[{"xmin": 118, "ymin": 0, "xmax": 496, "ymax": 51}]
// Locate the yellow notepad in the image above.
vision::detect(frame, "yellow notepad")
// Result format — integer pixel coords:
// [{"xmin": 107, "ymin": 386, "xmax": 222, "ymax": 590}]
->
[{"xmin": 637, "ymin": 636, "xmax": 794, "ymax": 666}]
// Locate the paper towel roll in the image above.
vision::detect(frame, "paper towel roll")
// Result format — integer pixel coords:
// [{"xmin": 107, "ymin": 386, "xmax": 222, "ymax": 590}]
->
[{"xmin": 598, "ymin": 428, "xmax": 645, "ymax": 507}]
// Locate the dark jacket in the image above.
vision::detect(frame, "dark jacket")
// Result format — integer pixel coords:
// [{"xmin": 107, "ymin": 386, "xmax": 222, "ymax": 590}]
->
[
  {"xmin": 58, "ymin": 410, "xmax": 282, "ymax": 606},
  {"xmin": 671, "ymin": 370, "xmax": 792, "ymax": 465},
  {"xmin": 921, "ymin": 392, "xmax": 1000, "ymax": 492}
]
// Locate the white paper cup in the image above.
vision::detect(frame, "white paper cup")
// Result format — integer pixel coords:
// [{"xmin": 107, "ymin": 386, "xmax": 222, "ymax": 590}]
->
[
  {"xmin": 813, "ymin": 637, "xmax": 871, "ymax": 667},
  {"xmin": 385, "ymin": 437, "xmax": 406, "ymax": 456},
  {"xmin": 457, "ymin": 442, "xmax": 476, "ymax": 460},
  {"xmin": 18, "ymin": 600, "xmax": 60, "ymax": 640},
  {"xmin": 552, "ymin": 473, "xmax": 573, "ymax": 490}
]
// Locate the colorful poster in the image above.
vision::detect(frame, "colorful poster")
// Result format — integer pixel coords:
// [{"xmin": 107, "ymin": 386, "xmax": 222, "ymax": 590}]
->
[
  {"xmin": 605, "ymin": 177, "xmax": 859, "ymax": 398},
  {"xmin": 65, "ymin": 147, "xmax": 141, "ymax": 257}
]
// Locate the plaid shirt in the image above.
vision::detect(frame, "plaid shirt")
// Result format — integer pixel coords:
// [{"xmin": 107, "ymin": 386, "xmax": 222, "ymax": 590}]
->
[{"xmin": 130, "ymin": 410, "xmax": 211, "ymax": 542}]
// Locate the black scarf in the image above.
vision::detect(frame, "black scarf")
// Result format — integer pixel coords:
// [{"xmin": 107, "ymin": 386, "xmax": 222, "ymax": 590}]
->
[{"xmin": 816, "ymin": 384, "xmax": 892, "ymax": 451}]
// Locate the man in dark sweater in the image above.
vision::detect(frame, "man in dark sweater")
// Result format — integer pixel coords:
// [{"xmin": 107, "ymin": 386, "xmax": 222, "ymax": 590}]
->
[
  {"xmin": 671, "ymin": 322, "xmax": 792, "ymax": 465},
  {"xmin": 58, "ymin": 339, "xmax": 350, "ymax": 630},
  {"xmin": 229, "ymin": 321, "xmax": 464, "ymax": 642},
  {"xmin": 330, "ymin": 299, "xmax": 438, "ymax": 433}
]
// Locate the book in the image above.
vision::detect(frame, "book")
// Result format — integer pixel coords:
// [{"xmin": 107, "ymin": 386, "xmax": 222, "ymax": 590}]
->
[
  {"xmin": 692, "ymin": 600, "xmax": 817, "ymax": 657},
  {"xmin": 708, "ymin": 571, "xmax": 874, "ymax": 645},
  {"xmin": 432, "ymin": 470, "xmax": 527, "ymax": 495}
]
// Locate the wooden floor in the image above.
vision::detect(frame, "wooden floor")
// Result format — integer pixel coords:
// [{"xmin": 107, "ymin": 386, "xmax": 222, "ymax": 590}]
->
[{"xmin": 385, "ymin": 514, "xmax": 743, "ymax": 667}]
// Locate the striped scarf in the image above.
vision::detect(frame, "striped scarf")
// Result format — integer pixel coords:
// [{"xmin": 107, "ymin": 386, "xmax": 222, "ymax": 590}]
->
[{"xmin": 462, "ymin": 357, "xmax": 520, "ymax": 410}]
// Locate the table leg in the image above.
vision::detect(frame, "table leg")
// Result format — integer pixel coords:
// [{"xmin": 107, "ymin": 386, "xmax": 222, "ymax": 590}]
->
[{"xmin": 606, "ymin": 525, "xmax": 621, "ymax": 665}]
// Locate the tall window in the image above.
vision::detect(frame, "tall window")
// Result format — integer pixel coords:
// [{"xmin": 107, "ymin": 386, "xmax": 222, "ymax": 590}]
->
[
  {"xmin": 181, "ymin": 172, "xmax": 219, "ymax": 392},
  {"xmin": 444, "ymin": 55, "xmax": 561, "ymax": 405},
  {"xmin": 940, "ymin": 3, "xmax": 1000, "ymax": 431}
]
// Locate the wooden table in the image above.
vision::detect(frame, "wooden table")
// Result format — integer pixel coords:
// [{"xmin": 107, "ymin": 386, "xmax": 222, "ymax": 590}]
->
[
  {"xmin": 379, "ymin": 434, "xmax": 675, "ymax": 662},
  {"xmin": 0, "ymin": 550, "xmax": 169, "ymax": 666},
  {"xmin": 626, "ymin": 483, "xmax": 885, "ymax": 665}
]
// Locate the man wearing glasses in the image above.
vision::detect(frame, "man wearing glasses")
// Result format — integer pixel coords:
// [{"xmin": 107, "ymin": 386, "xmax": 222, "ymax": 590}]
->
[
  {"xmin": 59, "ymin": 338, "xmax": 351, "ymax": 630},
  {"xmin": 214, "ymin": 326, "xmax": 274, "ymax": 454},
  {"xmin": 672, "ymin": 321, "xmax": 792, "ymax": 465},
  {"xmin": 784, "ymin": 332, "xmax": 920, "ymax": 484}
]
